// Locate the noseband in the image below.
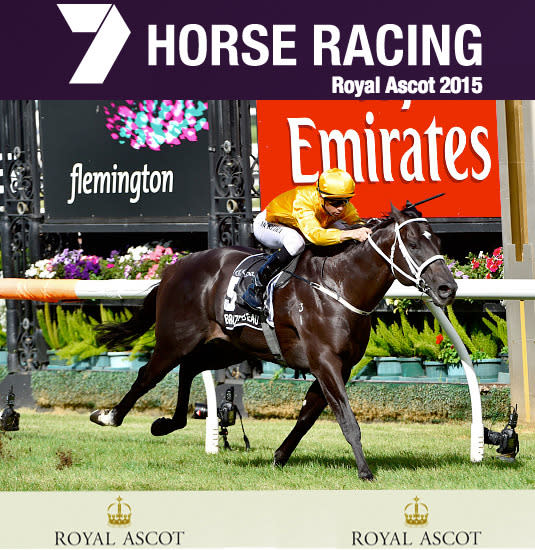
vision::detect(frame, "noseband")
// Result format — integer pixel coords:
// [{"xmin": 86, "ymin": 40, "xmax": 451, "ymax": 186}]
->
[{"xmin": 367, "ymin": 217, "xmax": 445, "ymax": 292}]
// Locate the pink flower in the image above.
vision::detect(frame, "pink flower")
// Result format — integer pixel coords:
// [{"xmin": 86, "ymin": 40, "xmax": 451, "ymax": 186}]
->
[
  {"xmin": 471, "ymin": 260, "xmax": 480, "ymax": 269},
  {"xmin": 107, "ymin": 263, "xmax": 114, "ymax": 268},
  {"xmin": 493, "ymin": 247, "xmax": 503, "ymax": 257},
  {"xmin": 144, "ymin": 263, "xmax": 160, "ymax": 280},
  {"xmin": 136, "ymin": 273, "xmax": 142, "ymax": 280}
]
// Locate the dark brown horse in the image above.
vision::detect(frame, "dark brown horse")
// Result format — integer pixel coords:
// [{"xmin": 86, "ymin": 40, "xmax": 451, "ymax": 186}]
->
[{"xmin": 91, "ymin": 205, "xmax": 457, "ymax": 480}]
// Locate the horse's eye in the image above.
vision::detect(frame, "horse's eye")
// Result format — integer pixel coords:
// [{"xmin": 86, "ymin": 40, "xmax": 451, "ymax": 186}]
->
[{"xmin": 408, "ymin": 241, "xmax": 418, "ymax": 250}]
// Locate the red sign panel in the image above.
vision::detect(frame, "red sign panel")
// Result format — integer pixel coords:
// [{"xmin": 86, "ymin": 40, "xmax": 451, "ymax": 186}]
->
[{"xmin": 257, "ymin": 100, "xmax": 500, "ymax": 218}]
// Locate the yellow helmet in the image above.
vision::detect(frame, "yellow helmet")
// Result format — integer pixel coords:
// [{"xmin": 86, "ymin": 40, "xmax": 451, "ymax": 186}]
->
[{"xmin": 317, "ymin": 168, "xmax": 356, "ymax": 199}]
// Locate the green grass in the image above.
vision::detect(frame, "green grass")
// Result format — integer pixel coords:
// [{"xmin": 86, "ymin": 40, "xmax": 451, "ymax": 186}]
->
[{"xmin": 1, "ymin": 410, "xmax": 534, "ymax": 491}]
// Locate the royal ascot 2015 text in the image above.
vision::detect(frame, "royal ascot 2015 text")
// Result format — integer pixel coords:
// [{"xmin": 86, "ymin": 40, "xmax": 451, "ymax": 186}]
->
[
  {"xmin": 332, "ymin": 76, "xmax": 483, "ymax": 97},
  {"xmin": 147, "ymin": 24, "xmax": 481, "ymax": 68}
]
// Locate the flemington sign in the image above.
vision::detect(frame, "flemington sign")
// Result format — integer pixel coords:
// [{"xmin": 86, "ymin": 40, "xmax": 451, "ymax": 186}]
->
[
  {"xmin": 257, "ymin": 100, "xmax": 500, "ymax": 219},
  {"xmin": 40, "ymin": 100, "xmax": 210, "ymax": 228}
]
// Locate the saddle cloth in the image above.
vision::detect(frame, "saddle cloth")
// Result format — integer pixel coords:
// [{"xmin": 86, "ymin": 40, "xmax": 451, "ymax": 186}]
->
[{"xmin": 223, "ymin": 253, "xmax": 299, "ymax": 332}]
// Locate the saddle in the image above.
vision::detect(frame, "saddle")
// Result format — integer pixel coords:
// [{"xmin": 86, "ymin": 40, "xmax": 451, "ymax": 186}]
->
[
  {"xmin": 223, "ymin": 253, "xmax": 300, "ymax": 331},
  {"xmin": 223, "ymin": 253, "xmax": 301, "ymax": 367}
]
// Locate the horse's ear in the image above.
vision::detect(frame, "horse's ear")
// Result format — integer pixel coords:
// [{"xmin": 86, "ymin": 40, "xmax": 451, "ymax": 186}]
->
[{"xmin": 390, "ymin": 203, "xmax": 403, "ymax": 223}]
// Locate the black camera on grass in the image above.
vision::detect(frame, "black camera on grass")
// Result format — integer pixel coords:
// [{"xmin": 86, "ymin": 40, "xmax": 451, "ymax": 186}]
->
[
  {"xmin": 0, "ymin": 386, "xmax": 20, "ymax": 432},
  {"xmin": 192, "ymin": 387, "xmax": 237, "ymax": 426},
  {"xmin": 217, "ymin": 387, "xmax": 237, "ymax": 428},
  {"xmin": 484, "ymin": 405, "xmax": 519, "ymax": 461},
  {"xmin": 192, "ymin": 385, "xmax": 249, "ymax": 451}
]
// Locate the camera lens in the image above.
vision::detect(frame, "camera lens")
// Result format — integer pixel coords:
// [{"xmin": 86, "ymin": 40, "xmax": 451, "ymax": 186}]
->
[{"xmin": 192, "ymin": 402, "xmax": 208, "ymax": 419}]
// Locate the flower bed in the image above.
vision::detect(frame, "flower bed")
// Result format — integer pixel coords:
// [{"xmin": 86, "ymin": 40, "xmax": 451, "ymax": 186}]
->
[
  {"xmin": 25, "ymin": 245, "xmax": 188, "ymax": 280},
  {"xmin": 445, "ymin": 247, "xmax": 504, "ymax": 280}
]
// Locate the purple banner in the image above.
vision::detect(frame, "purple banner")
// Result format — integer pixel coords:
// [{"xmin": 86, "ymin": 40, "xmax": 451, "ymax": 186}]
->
[{"xmin": 0, "ymin": 0, "xmax": 533, "ymax": 99}]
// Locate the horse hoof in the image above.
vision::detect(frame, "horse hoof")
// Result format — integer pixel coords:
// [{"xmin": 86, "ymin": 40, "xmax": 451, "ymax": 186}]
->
[
  {"xmin": 359, "ymin": 472, "xmax": 374, "ymax": 482},
  {"xmin": 90, "ymin": 409, "xmax": 118, "ymax": 427},
  {"xmin": 151, "ymin": 417, "xmax": 180, "ymax": 436},
  {"xmin": 273, "ymin": 452, "xmax": 287, "ymax": 468}
]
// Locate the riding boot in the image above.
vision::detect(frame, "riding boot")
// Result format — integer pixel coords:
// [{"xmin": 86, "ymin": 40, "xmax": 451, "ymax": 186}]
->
[{"xmin": 242, "ymin": 247, "xmax": 293, "ymax": 311}]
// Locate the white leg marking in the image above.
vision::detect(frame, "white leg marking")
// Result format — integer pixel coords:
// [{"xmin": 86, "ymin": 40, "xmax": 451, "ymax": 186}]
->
[{"xmin": 98, "ymin": 410, "xmax": 115, "ymax": 426}]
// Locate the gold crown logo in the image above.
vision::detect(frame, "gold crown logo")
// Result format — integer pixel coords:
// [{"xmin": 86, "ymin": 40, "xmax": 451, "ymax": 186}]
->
[
  {"xmin": 404, "ymin": 497, "xmax": 428, "ymax": 526},
  {"xmin": 107, "ymin": 496, "xmax": 132, "ymax": 526}
]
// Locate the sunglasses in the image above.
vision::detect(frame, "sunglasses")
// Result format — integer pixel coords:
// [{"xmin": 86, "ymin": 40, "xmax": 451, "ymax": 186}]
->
[{"xmin": 325, "ymin": 198, "xmax": 349, "ymax": 208}]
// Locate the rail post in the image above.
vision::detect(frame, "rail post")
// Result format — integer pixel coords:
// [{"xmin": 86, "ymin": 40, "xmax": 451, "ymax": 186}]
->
[{"xmin": 498, "ymin": 100, "xmax": 535, "ymax": 425}]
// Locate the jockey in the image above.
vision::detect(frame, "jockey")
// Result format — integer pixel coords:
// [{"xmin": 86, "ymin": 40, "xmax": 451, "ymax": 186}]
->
[{"xmin": 242, "ymin": 167, "xmax": 372, "ymax": 311}]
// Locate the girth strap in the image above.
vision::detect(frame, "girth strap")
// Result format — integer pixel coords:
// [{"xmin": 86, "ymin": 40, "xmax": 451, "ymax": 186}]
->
[{"xmin": 261, "ymin": 321, "xmax": 286, "ymax": 364}]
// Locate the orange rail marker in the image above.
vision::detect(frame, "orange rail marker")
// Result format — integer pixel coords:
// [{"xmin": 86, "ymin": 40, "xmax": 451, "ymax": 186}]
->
[{"xmin": 0, "ymin": 279, "xmax": 78, "ymax": 302}]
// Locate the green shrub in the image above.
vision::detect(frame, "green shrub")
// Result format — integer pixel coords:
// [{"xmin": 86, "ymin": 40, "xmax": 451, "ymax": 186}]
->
[
  {"xmin": 446, "ymin": 305, "xmax": 475, "ymax": 354},
  {"xmin": 402, "ymin": 314, "xmax": 441, "ymax": 361},
  {"xmin": 29, "ymin": 372, "xmax": 511, "ymax": 423},
  {"xmin": 482, "ymin": 309, "xmax": 508, "ymax": 352},
  {"xmin": 372, "ymin": 318, "xmax": 414, "ymax": 357},
  {"xmin": 365, "ymin": 314, "xmax": 441, "ymax": 362},
  {"xmin": 242, "ymin": 379, "xmax": 510, "ymax": 422},
  {"xmin": 54, "ymin": 308, "xmax": 107, "ymax": 363},
  {"xmin": 31, "ymin": 370, "xmax": 206, "ymax": 412},
  {"xmin": 470, "ymin": 331, "xmax": 498, "ymax": 359},
  {"xmin": 37, "ymin": 303, "xmax": 66, "ymax": 350},
  {"xmin": 36, "ymin": 304, "xmax": 154, "ymax": 363}
]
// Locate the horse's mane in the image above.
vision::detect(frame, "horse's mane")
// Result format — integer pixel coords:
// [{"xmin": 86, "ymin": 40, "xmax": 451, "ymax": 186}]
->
[{"xmin": 358, "ymin": 204, "xmax": 423, "ymax": 232}]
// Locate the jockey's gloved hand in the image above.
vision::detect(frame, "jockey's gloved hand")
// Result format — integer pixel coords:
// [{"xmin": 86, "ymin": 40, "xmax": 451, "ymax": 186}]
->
[{"xmin": 341, "ymin": 227, "xmax": 372, "ymax": 243}]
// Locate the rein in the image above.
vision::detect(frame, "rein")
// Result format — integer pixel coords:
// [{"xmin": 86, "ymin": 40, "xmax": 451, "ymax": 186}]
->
[
  {"xmin": 283, "ymin": 271, "xmax": 374, "ymax": 316},
  {"xmin": 283, "ymin": 216, "xmax": 443, "ymax": 317},
  {"xmin": 367, "ymin": 217, "xmax": 445, "ymax": 293}
]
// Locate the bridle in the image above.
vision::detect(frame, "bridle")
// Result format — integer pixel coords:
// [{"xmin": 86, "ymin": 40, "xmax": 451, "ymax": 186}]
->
[
  {"xmin": 367, "ymin": 217, "xmax": 445, "ymax": 293},
  {"xmin": 284, "ymin": 216, "xmax": 445, "ymax": 317}
]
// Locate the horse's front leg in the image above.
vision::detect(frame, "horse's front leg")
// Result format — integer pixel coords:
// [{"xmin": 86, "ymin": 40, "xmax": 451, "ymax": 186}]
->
[
  {"xmin": 274, "ymin": 379, "xmax": 327, "ymax": 467},
  {"xmin": 313, "ymin": 358, "xmax": 373, "ymax": 481}
]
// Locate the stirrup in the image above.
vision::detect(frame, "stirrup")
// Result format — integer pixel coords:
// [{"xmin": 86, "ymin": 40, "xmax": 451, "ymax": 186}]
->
[{"xmin": 242, "ymin": 283, "xmax": 265, "ymax": 312}]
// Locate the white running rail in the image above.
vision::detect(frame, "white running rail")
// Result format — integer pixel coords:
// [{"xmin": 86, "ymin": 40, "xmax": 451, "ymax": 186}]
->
[{"xmin": 1, "ymin": 277, "xmax": 532, "ymax": 460}]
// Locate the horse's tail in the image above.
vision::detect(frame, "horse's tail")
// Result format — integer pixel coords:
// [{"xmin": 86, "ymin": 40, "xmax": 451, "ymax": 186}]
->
[{"xmin": 96, "ymin": 285, "xmax": 159, "ymax": 349}]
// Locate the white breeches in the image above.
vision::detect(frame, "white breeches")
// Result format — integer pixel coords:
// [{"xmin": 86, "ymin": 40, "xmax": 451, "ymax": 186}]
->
[{"xmin": 253, "ymin": 210, "xmax": 306, "ymax": 256}]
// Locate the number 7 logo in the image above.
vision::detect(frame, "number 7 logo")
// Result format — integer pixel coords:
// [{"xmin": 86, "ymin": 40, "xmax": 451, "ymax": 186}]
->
[{"xmin": 57, "ymin": 4, "xmax": 131, "ymax": 84}]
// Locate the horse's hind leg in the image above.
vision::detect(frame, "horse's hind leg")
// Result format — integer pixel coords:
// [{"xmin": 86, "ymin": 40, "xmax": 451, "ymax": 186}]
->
[
  {"xmin": 90, "ymin": 346, "xmax": 180, "ymax": 427},
  {"xmin": 149, "ymin": 354, "xmax": 204, "ymax": 436},
  {"xmin": 273, "ymin": 379, "xmax": 327, "ymax": 467},
  {"xmin": 151, "ymin": 342, "xmax": 245, "ymax": 437}
]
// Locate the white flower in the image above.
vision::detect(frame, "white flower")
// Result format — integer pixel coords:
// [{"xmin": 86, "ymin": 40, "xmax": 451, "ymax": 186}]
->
[
  {"xmin": 127, "ymin": 246, "xmax": 150, "ymax": 262},
  {"xmin": 25, "ymin": 266, "xmax": 38, "ymax": 277}
]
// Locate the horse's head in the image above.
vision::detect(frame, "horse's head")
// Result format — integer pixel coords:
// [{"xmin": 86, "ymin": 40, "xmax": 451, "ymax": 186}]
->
[{"xmin": 369, "ymin": 205, "xmax": 457, "ymax": 307}]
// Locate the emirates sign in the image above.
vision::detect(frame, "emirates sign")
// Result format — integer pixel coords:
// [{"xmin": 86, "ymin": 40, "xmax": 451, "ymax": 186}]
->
[{"xmin": 257, "ymin": 100, "xmax": 500, "ymax": 218}]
